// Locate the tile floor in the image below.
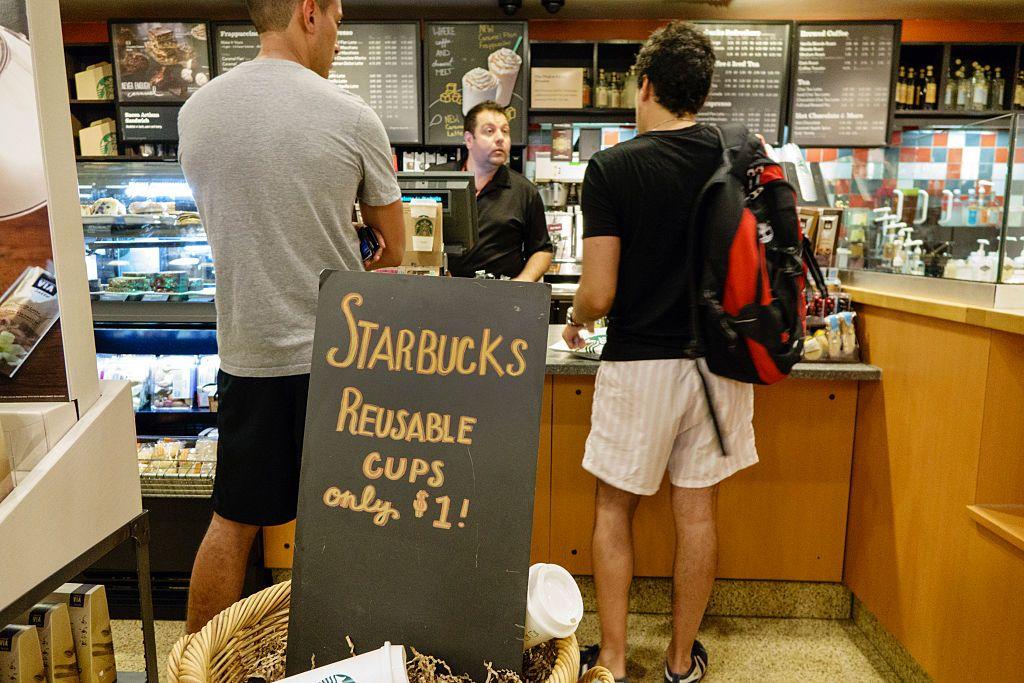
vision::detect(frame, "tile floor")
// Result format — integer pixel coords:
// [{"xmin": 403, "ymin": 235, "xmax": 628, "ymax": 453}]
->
[{"xmin": 113, "ymin": 611, "xmax": 898, "ymax": 683}]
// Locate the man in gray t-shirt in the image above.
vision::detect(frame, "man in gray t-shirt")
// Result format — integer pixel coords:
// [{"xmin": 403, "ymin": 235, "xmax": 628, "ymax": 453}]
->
[{"xmin": 177, "ymin": 0, "xmax": 405, "ymax": 634}]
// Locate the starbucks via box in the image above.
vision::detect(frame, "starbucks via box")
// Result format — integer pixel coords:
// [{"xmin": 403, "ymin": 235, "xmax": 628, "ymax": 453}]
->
[
  {"xmin": 46, "ymin": 586, "xmax": 114, "ymax": 683},
  {"xmin": 0, "ymin": 625, "xmax": 45, "ymax": 683},
  {"xmin": 15, "ymin": 604, "xmax": 80, "ymax": 683},
  {"xmin": 400, "ymin": 199, "xmax": 443, "ymax": 272}
]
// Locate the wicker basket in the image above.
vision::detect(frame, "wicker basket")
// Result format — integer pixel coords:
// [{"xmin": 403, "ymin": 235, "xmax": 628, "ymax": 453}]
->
[{"xmin": 168, "ymin": 580, "xmax": 601, "ymax": 683}]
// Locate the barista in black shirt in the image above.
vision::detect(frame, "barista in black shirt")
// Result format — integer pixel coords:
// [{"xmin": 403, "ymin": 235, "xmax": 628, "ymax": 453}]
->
[{"xmin": 434, "ymin": 102, "xmax": 552, "ymax": 280}]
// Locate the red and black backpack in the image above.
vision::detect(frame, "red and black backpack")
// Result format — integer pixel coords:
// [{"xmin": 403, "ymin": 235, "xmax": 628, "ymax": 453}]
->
[{"xmin": 686, "ymin": 124, "xmax": 828, "ymax": 385}]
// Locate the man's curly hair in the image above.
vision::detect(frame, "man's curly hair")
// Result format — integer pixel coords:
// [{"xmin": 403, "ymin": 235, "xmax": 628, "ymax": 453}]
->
[{"xmin": 634, "ymin": 21, "xmax": 716, "ymax": 116}]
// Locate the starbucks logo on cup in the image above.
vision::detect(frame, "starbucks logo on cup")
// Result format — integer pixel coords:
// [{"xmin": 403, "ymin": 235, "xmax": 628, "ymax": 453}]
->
[{"xmin": 319, "ymin": 675, "xmax": 355, "ymax": 683}]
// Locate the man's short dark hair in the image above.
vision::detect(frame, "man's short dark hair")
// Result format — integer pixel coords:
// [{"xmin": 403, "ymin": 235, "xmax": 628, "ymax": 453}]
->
[
  {"xmin": 464, "ymin": 101, "xmax": 509, "ymax": 135},
  {"xmin": 245, "ymin": 0, "xmax": 333, "ymax": 33},
  {"xmin": 635, "ymin": 21, "xmax": 715, "ymax": 117}
]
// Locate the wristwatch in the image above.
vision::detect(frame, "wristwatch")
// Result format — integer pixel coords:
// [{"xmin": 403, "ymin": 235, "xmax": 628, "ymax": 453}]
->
[{"xmin": 566, "ymin": 306, "xmax": 580, "ymax": 327}]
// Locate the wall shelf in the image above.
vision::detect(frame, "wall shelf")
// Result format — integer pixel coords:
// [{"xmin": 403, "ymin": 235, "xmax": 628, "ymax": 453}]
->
[{"xmin": 967, "ymin": 504, "xmax": 1024, "ymax": 553}]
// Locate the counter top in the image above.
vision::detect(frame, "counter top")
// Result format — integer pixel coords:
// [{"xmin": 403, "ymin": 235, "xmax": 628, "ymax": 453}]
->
[
  {"xmin": 543, "ymin": 326, "xmax": 881, "ymax": 380},
  {"xmin": 844, "ymin": 286, "xmax": 1024, "ymax": 336}
]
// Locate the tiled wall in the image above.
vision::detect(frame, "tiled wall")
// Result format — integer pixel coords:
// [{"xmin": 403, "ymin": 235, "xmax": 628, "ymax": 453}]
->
[{"xmin": 805, "ymin": 127, "xmax": 1024, "ymax": 229}]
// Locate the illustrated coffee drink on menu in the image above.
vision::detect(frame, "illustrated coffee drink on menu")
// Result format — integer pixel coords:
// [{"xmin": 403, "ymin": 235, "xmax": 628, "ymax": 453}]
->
[
  {"xmin": 487, "ymin": 47, "xmax": 522, "ymax": 108},
  {"xmin": 461, "ymin": 66, "xmax": 499, "ymax": 115}
]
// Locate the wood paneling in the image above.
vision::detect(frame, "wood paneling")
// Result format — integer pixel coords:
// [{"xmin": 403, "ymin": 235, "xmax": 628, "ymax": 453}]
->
[
  {"xmin": 263, "ymin": 521, "xmax": 296, "ymax": 569},
  {"xmin": 845, "ymin": 305, "xmax": 995, "ymax": 679},
  {"xmin": 550, "ymin": 375, "xmax": 858, "ymax": 581},
  {"xmin": 976, "ymin": 331, "xmax": 1024, "ymax": 506},
  {"xmin": 531, "ymin": 377, "xmax": 553, "ymax": 564}
]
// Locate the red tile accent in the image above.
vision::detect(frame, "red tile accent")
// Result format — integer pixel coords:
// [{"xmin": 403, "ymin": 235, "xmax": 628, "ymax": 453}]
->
[
  {"xmin": 948, "ymin": 148, "xmax": 963, "ymax": 163},
  {"xmin": 916, "ymin": 148, "xmax": 931, "ymax": 162},
  {"xmin": 806, "ymin": 148, "xmax": 822, "ymax": 163},
  {"xmin": 853, "ymin": 148, "xmax": 870, "ymax": 162},
  {"xmin": 995, "ymin": 148, "xmax": 1009, "ymax": 163},
  {"xmin": 824, "ymin": 148, "xmax": 839, "ymax": 162},
  {"xmin": 982, "ymin": 133, "xmax": 997, "ymax": 147},
  {"xmin": 899, "ymin": 148, "xmax": 915, "ymax": 162},
  {"xmin": 891, "ymin": 131, "xmax": 903, "ymax": 145},
  {"xmin": 933, "ymin": 132, "xmax": 948, "ymax": 147},
  {"xmin": 947, "ymin": 164, "xmax": 961, "ymax": 179},
  {"xmin": 1016, "ymin": 148, "xmax": 1024, "ymax": 163}
]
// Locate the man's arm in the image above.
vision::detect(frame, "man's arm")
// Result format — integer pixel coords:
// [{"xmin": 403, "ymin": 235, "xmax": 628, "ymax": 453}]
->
[
  {"xmin": 563, "ymin": 236, "xmax": 619, "ymax": 348},
  {"xmin": 360, "ymin": 200, "xmax": 405, "ymax": 269},
  {"xmin": 515, "ymin": 251, "xmax": 553, "ymax": 282}
]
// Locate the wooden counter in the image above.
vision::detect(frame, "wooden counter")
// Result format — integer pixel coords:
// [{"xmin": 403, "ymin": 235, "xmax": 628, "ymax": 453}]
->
[{"xmin": 266, "ymin": 328, "xmax": 879, "ymax": 585}]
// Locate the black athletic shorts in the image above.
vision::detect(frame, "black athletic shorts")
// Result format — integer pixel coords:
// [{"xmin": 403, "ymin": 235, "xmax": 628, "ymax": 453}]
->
[{"xmin": 212, "ymin": 370, "xmax": 310, "ymax": 527}]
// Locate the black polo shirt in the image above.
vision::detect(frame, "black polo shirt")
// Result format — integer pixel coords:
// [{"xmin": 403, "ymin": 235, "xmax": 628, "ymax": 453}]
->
[{"xmin": 434, "ymin": 162, "xmax": 552, "ymax": 278}]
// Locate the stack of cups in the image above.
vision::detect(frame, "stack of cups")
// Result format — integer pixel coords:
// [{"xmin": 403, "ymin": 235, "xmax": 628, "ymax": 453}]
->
[
  {"xmin": 523, "ymin": 563, "xmax": 585, "ymax": 650},
  {"xmin": 281, "ymin": 642, "xmax": 409, "ymax": 683}
]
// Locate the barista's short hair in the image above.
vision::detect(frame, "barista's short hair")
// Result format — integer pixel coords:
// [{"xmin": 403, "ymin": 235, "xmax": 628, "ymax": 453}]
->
[
  {"xmin": 635, "ymin": 21, "xmax": 716, "ymax": 116},
  {"xmin": 245, "ymin": 0, "xmax": 333, "ymax": 33},
  {"xmin": 464, "ymin": 102, "xmax": 510, "ymax": 135}
]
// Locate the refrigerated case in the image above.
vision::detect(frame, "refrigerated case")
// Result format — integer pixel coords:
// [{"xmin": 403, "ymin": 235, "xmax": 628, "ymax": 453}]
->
[{"xmin": 78, "ymin": 160, "xmax": 218, "ymax": 454}]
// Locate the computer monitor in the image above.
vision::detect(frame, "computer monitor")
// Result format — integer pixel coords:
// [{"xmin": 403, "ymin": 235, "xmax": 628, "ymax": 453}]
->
[{"xmin": 397, "ymin": 171, "xmax": 478, "ymax": 256}]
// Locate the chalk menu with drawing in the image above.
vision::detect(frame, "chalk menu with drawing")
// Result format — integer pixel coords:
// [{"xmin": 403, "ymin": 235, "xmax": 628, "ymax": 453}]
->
[
  {"xmin": 286, "ymin": 272, "xmax": 550, "ymax": 680},
  {"xmin": 424, "ymin": 22, "xmax": 527, "ymax": 146}
]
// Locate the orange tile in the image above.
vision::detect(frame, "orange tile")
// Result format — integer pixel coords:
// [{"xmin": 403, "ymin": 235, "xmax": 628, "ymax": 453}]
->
[
  {"xmin": 995, "ymin": 148, "xmax": 1009, "ymax": 163},
  {"xmin": 982, "ymin": 133, "xmax": 997, "ymax": 147},
  {"xmin": 933, "ymin": 132, "xmax": 948, "ymax": 147},
  {"xmin": 916, "ymin": 148, "xmax": 931, "ymax": 162},
  {"xmin": 806, "ymin": 148, "xmax": 822, "ymax": 163},
  {"xmin": 947, "ymin": 164, "xmax": 961, "ymax": 179},
  {"xmin": 948, "ymin": 148, "xmax": 963, "ymax": 163},
  {"xmin": 853, "ymin": 148, "xmax": 870, "ymax": 162},
  {"xmin": 823, "ymin": 148, "xmax": 839, "ymax": 162}
]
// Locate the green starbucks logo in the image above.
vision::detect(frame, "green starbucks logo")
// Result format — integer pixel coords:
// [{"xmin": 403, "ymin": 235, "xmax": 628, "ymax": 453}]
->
[
  {"xmin": 414, "ymin": 217, "xmax": 434, "ymax": 237},
  {"xmin": 100, "ymin": 133, "xmax": 116, "ymax": 156},
  {"xmin": 97, "ymin": 75, "xmax": 113, "ymax": 100}
]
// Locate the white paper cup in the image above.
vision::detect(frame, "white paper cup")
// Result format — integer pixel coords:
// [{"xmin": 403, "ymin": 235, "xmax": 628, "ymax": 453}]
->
[
  {"xmin": 281, "ymin": 642, "xmax": 409, "ymax": 683},
  {"xmin": 523, "ymin": 563, "xmax": 584, "ymax": 650},
  {"xmin": 462, "ymin": 67, "xmax": 499, "ymax": 115},
  {"xmin": 0, "ymin": 26, "xmax": 47, "ymax": 221},
  {"xmin": 487, "ymin": 48, "xmax": 522, "ymax": 108}
]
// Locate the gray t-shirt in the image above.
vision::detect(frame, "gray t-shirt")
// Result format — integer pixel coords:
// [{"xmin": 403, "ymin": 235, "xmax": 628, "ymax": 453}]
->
[{"xmin": 178, "ymin": 58, "xmax": 400, "ymax": 377}]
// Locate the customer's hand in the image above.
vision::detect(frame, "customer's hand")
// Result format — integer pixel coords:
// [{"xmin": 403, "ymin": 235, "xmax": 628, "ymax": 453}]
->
[
  {"xmin": 364, "ymin": 228, "xmax": 386, "ymax": 269},
  {"xmin": 562, "ymin": 323, "xmax": 589, "ymax": 350}
]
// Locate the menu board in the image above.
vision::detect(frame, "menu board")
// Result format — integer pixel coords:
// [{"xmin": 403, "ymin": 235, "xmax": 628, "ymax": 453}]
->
[
  {"xmin": 212, "ymin": 22, "xmax": 422, "ymax": 144},
  {"xmin": 695, "ymin": 22, "xmax": 790, "ymax": 146},
  {"xmin": 287, "ymin": 272, "xmax": 549, "ymax": 681},
  {"xmin": 119, "ymin": 105, "xmax": 180, "ymax": 142},
  {"xmin": 212, "ymin": 23, "xmax": 259, "ymax": 74},
  {"xmin": 110, "ymin": 21, "xmax": 212, "ymax": 103},
  {"xmin": 790, "ymin": 22, "xmax": 900, "ymax": 147},
  {"xmin": 329, "ymin": 23, "xmax": 421, "ymax": 144},
  {"xmin": 424, "ymin": 22, "xmax": 527, "ymax": 146}
]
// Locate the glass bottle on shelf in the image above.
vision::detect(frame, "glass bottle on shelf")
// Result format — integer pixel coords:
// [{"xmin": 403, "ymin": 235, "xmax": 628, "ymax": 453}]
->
[
  {"xmin": 943, "ymin": 62, "xmax": 958, "ymax": 110},
  {"xmin": 581, "ymin": 68, "xmax": 592, "ymax": 108},
  {"xmin": 905, "ymin": 67, "xmax": 916, "ymax": 109},
  {"xmin": 595, "ymin": 69, "xmax": 609, "ymax": 109},
  {"xmin": 621, "ymin": 66, "xmax": 638, "ymax": 109},
  {"xmin": 971, "ymin": 63, "xmax": 989, "ymax": 112},
  {"xmin": 956, "ymin": 68, "xmax": 971, "ymax": 111},
  {"xmin": 924, "ymin": 66, "xmax": 938, "ymax": 110},
  {"xmin": 896, "ymin": 66, "xmax": 907, "ymax": 109},
  {"xmin": 914, "ymin": 67, "xmax": 925, "ymax": 108},
  {"xmin": 1016, "ymin": 74, "xmax": 1024, "ymax": 109},
  {"xmin": 609, "ymin": 73, "xmax": 622, "ymax": 109},
  {"xmin": 990, "ymin": 67, "xmax": 1005, "ymax": 111}
]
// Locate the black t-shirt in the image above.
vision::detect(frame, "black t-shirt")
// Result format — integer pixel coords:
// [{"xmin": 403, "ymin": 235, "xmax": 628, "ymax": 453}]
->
[
  {"xmin": 435, "ymin": 162, "xmax": 553, "ymax": 278},
  {"xmin": 582, "ymin": 124, "xmax": 721, "ymax": 361}
]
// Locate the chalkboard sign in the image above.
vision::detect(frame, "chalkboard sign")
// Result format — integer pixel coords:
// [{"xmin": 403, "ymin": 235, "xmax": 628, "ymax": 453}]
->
[
  {"xmin": 110, "ymin": 21, "xmax": 212, "ymax": 103},
  {"xmin": 789, "ymin": 21, "xmax": 900, "ymax": 147},
  {"xmin": 695, "ymin": 22, "xmax": 791, "ymax": 146},
  {"xmin": 118, "ymin": 105, "xmax": 180, "ymax": 142},
  {"xmin": 424, "ymin": 22, "xmax": 528, "ymax": 146},
  {"xmin": 287, "ymin": 272, "xmax": 550, "ymax": 681},
  {"xmin": 212, "ymin": 22, "xmax": 422, "ymax": 144},
  {"xmin": 211, "ymin": 22, "xmax": 259, "ymax": 75}
]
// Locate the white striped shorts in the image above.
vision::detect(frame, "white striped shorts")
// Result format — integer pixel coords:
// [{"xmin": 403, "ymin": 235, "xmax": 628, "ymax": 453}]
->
[{"xmin": 583, "ymin": 358, "xmax": 758, "ymax": 495}]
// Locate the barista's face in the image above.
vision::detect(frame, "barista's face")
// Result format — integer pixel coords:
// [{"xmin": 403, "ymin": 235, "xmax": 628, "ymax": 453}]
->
[
  {"xmin": 465, "ymin": 110, "xmax": 511, "ymax": 170},
  {"xmin": 304, "ymin": 0, "xmax": 342, "ymax": 78}
]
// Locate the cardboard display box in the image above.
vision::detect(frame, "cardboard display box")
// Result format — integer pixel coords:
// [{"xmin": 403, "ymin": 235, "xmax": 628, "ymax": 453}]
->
[
  {"xmin": 0, "ymin": 625, "xmax": 45, "ymax": 683},
  {"xmin": 46, "ymin": 586, "xmax": 114, "ymax": 683},
  {"xmin": 73, "ymin": 63, "xmax": 114, "ymax": 101},
  {"xmin": 531, "ymin": 68, "xmax": 584, "ymax": 109},
  {"xmin": 400, "ymin": 199, "xmax": 444, "ymax": 273},
  {"xmin": 78, "ymin": 120, "xmax": 117, "ymax": 157},
  {"xmin": 15, "ymin": 604, "xmax": 79, "ymax": 683}
]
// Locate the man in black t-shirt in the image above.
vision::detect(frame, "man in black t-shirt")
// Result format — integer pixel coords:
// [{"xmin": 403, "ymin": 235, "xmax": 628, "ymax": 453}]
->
[
  {"xmin": 564, "ymin": 22, "xmax": 759, "ymax": 683},
  {"xmin": 434, "ymin": 102, "xmax": 552, "ymax": 280}
]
